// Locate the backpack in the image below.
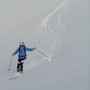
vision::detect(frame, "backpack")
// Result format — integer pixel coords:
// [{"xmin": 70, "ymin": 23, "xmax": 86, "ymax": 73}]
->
[{"xmin": 18, "ymin": 47, "xmax": 26, "ymax": 58}]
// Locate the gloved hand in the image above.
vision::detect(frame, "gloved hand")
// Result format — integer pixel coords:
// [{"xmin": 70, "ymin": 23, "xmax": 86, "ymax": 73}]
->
[
  {"xmin": 12, "ymin": 53, "xmax": 14, "ymax": 56},
  {"xmin": 33, "ymin": 47, "xmax": 36, "ymax": 50}
]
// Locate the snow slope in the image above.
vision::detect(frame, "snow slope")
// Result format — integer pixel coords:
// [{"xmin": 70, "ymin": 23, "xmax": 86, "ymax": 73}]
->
[{"xmin": 0, "ymin": 0, "xmax": 88, "ymax": 90}]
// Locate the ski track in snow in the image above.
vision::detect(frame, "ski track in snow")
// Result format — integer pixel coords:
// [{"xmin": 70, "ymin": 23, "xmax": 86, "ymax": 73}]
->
[
  {"xmin": 24, "ymin": 58, "xmax": 50, "ymax": 72},
  {"xmin": 26, "ymin": 0, "xmax": 71, "ymax": 72},
  {"xmin": 40, "ymin": 0, "xmax": 71, "ymax": 60}
]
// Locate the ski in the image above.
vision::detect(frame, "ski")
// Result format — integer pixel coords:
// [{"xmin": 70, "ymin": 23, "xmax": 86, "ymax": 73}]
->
[{"xmin": 9, "ymin": 72, "xmax": 23, "ymax": 81}]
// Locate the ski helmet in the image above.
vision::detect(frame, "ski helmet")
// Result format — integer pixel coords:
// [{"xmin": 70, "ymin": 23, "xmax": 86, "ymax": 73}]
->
[{"xmin": 19, "ymin": 42, "xmax": 24, "ymax": 46}]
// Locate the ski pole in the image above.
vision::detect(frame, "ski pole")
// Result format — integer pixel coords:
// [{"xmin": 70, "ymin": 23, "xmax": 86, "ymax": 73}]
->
[
  {"xmin": 8, "ymin": 56, "xmax": 13, "ymax": 71},
  {"xmin": 36, "ymin": 49, "xmax": 49, "ymax": 58}
]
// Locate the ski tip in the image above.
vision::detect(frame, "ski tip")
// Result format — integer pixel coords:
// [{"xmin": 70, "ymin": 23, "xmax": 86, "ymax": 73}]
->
[
  {"xmin": 8, "ymin": 76, "xmax": 18, "ymax": 81},
  {"xmin": 8, "ymin": 72, "xmax": 23, "ymax": 81},
  {"xmin": 8, "ymin": 78, "xmax": 13, "ymax": 81}
]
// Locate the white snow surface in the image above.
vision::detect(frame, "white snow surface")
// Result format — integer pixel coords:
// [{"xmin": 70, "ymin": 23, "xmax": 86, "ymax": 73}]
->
[{"xmin": 0, "ymin": 0, "xmax": 88, "ymax": 90}]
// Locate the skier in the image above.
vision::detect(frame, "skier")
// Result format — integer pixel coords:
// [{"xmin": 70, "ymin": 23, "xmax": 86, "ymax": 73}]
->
[{"xmin": 12, "ymin": 42, "xmax": 36, "ymax": 73}]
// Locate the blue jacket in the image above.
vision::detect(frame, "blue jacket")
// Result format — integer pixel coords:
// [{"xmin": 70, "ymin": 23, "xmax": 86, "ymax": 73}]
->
[{"xmin": 13, "ymin": 45, "xmax": 34, "ymax": 59}]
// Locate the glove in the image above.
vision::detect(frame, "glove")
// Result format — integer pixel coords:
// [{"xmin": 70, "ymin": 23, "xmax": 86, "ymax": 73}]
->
[
  {"xmin": 33, "ymin": 47, "xmax": 36, "ymax": 50},
  {"xmin": 12, "ymin": 53, "xmax": 14, "ymax": 56}
]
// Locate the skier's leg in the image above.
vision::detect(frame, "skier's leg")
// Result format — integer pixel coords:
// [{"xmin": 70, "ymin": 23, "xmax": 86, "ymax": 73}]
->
[
  {"xmin": 17, "ymin": 59, "xmax": 21, "ymax": 72},
  {"xmin": 17, "ymin": 63, "xmax": 20, "ymax": 72},
  {"xmin": 20, "ymin": 62, "xmax": 23, "ymax": 72}
]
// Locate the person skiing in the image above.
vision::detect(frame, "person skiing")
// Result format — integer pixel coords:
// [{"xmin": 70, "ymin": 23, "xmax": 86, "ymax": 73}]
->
[{"xmin": 12, "ymin": 42, "xmax": 36, "ymax": 73}]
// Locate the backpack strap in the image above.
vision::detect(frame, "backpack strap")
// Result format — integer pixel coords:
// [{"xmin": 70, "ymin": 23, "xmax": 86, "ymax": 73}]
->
[{"xmin": 23, "ymin": 47, "xmax": 26, "ymax": 57}]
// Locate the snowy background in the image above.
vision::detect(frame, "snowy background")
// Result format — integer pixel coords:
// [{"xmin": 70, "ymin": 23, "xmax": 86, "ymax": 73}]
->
[{"xmin": 0, "ymin": 0, "xmax": 88, "ymax": 90}]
